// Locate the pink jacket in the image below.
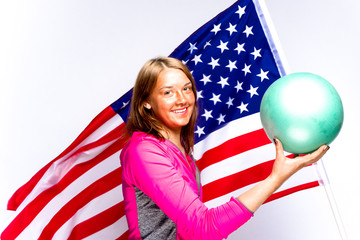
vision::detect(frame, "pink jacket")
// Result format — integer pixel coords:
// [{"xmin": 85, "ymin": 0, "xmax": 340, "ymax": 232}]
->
[{"xmin": 120, "ymin": 132, "xmax": 252, "ymax": 239}]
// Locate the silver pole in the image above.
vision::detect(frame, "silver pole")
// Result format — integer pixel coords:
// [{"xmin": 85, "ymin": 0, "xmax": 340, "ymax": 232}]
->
[{"xmin": 314, "ymin": 159, "xmax": 348, "ymax": 240}]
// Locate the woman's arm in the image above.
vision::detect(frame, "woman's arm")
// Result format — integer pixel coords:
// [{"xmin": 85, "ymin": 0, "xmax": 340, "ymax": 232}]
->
[
  {"xmin": 237, "ymin": 138, "xmax": 329, "ymax": 213},
  {"xmin": 122, "ymin": 138, "xmax": 252, "ymax": 240}
]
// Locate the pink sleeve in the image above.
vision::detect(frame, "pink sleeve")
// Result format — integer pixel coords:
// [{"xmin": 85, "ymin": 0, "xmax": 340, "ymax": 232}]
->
[{"xmin": 123, "ymin": 139, "xmax": 253, "ymax": 239}]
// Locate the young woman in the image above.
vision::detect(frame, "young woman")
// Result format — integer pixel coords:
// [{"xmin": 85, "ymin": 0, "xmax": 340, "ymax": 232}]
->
[{"xmin": 120, "ymin": 57, "xmax": 329, "ymax": 240}]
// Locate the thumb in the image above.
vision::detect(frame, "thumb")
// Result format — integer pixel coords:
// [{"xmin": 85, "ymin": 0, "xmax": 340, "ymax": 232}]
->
[{"xmin": 274, "ymin": 138, "xmax": 284, "ymax": 158}]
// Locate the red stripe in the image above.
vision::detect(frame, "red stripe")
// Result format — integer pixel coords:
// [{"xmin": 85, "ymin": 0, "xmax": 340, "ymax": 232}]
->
[
  {"xmin": 6, "ymin": 106, "xmax": 118, "ymax": 211},
  {"xmin": 197, "ymin": 129, "xmax": 271, "ymax": 172},
  {"xmin": 116, "ymin": 230, "xmax": 129, "ymax": 240},
  {"xmin": 7, "ymin": 160, "xmax": 55, "ymax": 211},
  {"xmin": 1, "ymin": 135, "xmax": 128, "ymax": 240},
  {"xmin": 55, "ymin": 106, "xmax": 117, "ymax": 161},
  {"xmin": 38, "ymin": 168, "xmax": 123, "ymax": 240},
  {"xmin": 202, "ymin": 155, "xmax": 307, "ymax": 203},
  {"xmin": 202, "ymin": 160, "xmax": 274, "ymax": 202},
  {"xmin": 67, "ymin": 201, "xmax": 126, "ymax": 240},
  {"xmin": 7, "ymin": 122, "xmax": 122, "ymax": 211},
  {"xmin": 264, "ymin": 181, "xmax": 320, "ymax": 204},
  {"xmin": 66, "ymin": 123, "xmax": 126, "ymax": 160}
]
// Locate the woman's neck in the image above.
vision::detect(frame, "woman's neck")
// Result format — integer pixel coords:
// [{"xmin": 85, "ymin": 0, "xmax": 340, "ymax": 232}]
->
[{"xmin": 161, "ymin": 129, "xmax": 184, "ymax": 153}]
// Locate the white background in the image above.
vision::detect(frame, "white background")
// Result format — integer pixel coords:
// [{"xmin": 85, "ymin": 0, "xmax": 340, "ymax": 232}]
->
[{"xmin": 0, "ymin": 0, "xmax": 359, "ymax": 239}]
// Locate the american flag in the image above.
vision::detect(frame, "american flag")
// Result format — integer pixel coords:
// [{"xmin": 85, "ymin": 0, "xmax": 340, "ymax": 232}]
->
[{"xmin": 1, "ymin": 0, "xmax": 321, "ymax": 239}]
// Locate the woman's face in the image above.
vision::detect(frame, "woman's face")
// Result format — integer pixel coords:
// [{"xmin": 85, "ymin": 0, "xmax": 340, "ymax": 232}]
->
[{"xmin": 146, "ymin": 68, "xmax": 195, "ymax": 135}]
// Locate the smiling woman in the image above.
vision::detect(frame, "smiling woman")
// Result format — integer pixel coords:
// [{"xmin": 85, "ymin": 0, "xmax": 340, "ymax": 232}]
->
[
  {"xmin": 144, "ymin": 68, "xmax": 196, "ymax": 150},
  {"xmin": 125, "ymin": 57, "xmax": 198, "ymax": 155},
  {"xmin": 120, "ymin": 57, "xmax": 329, "ymax": 240}
]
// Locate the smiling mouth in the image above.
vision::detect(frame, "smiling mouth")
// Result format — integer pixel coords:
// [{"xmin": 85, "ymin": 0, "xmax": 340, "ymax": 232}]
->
[{"xmin": 173, "ymin": 107, "xmax": 188, "ymax": 114}]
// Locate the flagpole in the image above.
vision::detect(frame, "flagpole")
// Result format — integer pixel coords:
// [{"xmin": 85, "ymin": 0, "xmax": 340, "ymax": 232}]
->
[
  {"xmin": 253, "ymin": 0, "xmax": 290, "ymax": 76},
  {"xmin": 314, "ymin": 160, "xmax": 348, "ymax": 240},
  {"xmin": 254, "ymin": 0, "xmax": 348, "ymax": 239}
]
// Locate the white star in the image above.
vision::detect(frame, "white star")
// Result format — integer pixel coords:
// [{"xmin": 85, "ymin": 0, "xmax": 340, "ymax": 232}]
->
[
  {"xmin": 211, "ymin": 23, "xmax": 221, "ymax": 35},
  {"xmin": 217, "ymin": 114, "xmax": 226, "ymax": 125},
  {"xmin": 217, "ymin": 40, "xmax": 229, "ymax": 53},
  {"xmin": 242, "ymin": 63, "xmax": 251, "ymax": 76},
  {"xmin": 236, "ymin": 5, "xmax": 246, "ymax": 19},
  {"xmin": 237, "ymin": 102, "xmax": 249, "ymax": 114},
  {"xmin": 243, "ymin": 25, "xmax": 254, "ymax": 38},
  {"xmin": 195, "ymin": 126, "xmax": 205, "ymax": 137},
  {"xmin": 226, "ymin": 23, "xmax": 238, "ymax": 36},
  {"xmin": 201, "ymin": 109, "xmax": 213, "ymax": 121},
  {"xmin": 217, "ymin": 76, "xmax": 230, "ymax": 88},
  {"xmin": 182, "ymin": 59, "xmax": 189, "ymax": 65},
  {"xmin": 187, "ymin": 42, "xmax": 198, "ymax": 54},
  {"xmin": 191, "ymin": 54, "xmax": 203, "ymax": 65},
  {"xmin": 234, "ymin": 42, "xmax": 245, "ymax": 55},
  {"xmin": 120, "ymin": 100, "xmax": 130, "ymax": 109},
  {"xmin": 257, "ymin": 69, "xmax": 269, "ymax": 81},
  {"xmin": 234, "ymin": 81, "xmax": 243, "ymax": 92},
  {"xmin": 226, "ymin": 97, "xmax": 234, "ymax": 108},
  {"xmin": 204, "ymin": 40, "xmax": 211, "ymax": 48},
  {"xmin": 200, "ymin": 74, "xmax": 212, "ymax": 85},
  {"xmin": 247, "ymin": 85, "xmax": 259, "ymax": 98},
  {"xmin": 197, "ymin": 90, "xmax": 204, "ymax": 100},
  {"xmin": 226, "ymin": 60, "xmax": 237, "ymax": 72},
  {"xmin": 251, "ymin": 47, "xmax": 262, "ymax": 60},
  {"xmin": 210, "ymin": 93, "xmax": 222, "ymax": 105},
  {"xmin": 208, "ymin": 57, "xmax": 220, "ymax": 69}
]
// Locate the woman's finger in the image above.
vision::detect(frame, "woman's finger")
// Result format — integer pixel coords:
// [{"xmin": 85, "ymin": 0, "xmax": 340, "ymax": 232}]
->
[
  {"xmin": 274, "ymin": 138, "xmax": 284, "ymax": 159},
  {"xmin": 302, "ymin": 145, "xmax": 330, "ymax": 165}
]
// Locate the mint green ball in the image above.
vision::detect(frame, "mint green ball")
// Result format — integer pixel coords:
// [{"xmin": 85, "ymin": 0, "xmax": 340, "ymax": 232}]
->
[{"xmin": 260, "ymin": 72, "xmax": 344, "ymax": 154}]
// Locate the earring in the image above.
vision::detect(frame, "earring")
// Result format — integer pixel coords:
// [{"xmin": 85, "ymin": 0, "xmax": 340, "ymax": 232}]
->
[{"xmin": 144, "ymin": 103, "xmax": 151, "ymax": 109}]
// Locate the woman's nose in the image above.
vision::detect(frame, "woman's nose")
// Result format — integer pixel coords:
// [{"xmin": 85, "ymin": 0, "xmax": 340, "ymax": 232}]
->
[{"xmin": 175, "ymin": 91, "xmax": 186, "ymax": 104}]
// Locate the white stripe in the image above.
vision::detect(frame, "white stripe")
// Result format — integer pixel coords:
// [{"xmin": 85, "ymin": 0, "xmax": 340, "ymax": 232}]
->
[
  {"xmin": 280, "ymin": 164, "xmax": 320, "ymax": 191},
  {"xmin": 204, "ymin": 165, "xmax": 319, "ymax": 208},
  {"xmin": 83, "ymin": 114, "xmax": 124, "ymax": 147},
  {"xmin": 15, "ymin": 138, "xmax": 118, "ymax": 214},
  {"xmin": 52, "ymin": 185, "xmax": 124, "ymax": 240},
  {"xmin": 200, "ymin": 143, "xmax": 275, "ymax": 186},
  {"xmin": 82, "ymin": 216, "xmax": 128, "ymax": 240},
  {"xmin": 193, "ymin": 113, "xmax": 263, "ymax": 160},
  {"xmin": 16, "ymin": 150, "xmax": 121, "ymax": 240},
  {"xmin": 15, "ymin": 114, "xmax": 124, "ymax": 213}
]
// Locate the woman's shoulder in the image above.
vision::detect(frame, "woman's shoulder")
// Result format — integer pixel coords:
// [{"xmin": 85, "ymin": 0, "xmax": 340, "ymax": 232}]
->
[
  {"xmin": 124, "ymin": 131, "xmax": 167, "ymax": 153},
  {"xmin": 130, "ymin": 131, "xmax": 161, "ymax": 144},
  {"xmin": 120, "ymin": 131, "xmax": 171, "ymax": 167}
]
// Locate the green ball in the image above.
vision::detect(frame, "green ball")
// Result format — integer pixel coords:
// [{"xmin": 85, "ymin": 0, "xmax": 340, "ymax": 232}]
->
[{"xmin": 260, "ymin": 72, "xmax": 344, "ymax": 154}]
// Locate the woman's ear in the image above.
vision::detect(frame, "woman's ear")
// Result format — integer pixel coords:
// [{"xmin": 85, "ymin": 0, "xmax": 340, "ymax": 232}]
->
[{"xmin": 144, "ymin": 102, "xmax": 151, "ymax": 110}]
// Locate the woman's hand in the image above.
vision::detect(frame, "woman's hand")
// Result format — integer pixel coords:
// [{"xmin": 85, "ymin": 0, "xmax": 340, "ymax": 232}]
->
[
  {"xmin": 269, "ymin": 138, "xmax": 330, "ymax": 187},
  {"xmin": 237, "ymin": 138, "xmax": 329, "ymax": 213}
]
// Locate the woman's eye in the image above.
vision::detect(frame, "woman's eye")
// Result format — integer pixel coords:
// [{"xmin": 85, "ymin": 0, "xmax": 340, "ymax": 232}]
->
[{"xmin": 184, "ymin": 86, "xmax": 192, "ymax": 91}]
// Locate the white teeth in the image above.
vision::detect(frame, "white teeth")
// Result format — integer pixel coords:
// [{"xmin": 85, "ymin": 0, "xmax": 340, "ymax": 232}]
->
[{"xmin": 173, "ymin": 108, "xmax": 187, "ymax": 113}]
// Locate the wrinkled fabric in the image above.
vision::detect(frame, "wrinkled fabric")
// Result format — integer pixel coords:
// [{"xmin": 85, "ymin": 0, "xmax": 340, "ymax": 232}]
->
[{"xmin": 121, "ymin": 132, "xmax": 253, "ymax": 240}]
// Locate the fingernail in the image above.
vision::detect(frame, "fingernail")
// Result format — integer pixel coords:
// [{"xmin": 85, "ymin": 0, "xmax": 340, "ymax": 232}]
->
[
  {"xmin": 324, "ymin": 146, "xmax": 330, "ymax": 151},
  {"xmin": 273, "ymin": 138, "xmax": 278, "ymax": 145}
]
